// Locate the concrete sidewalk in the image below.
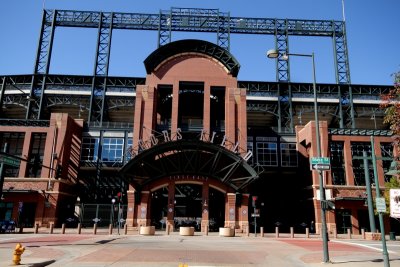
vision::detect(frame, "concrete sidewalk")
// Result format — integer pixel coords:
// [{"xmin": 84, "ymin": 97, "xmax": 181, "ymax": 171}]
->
[{"xmin": 0, "ymin": 230, "xmax": 398, "ymax": 266}]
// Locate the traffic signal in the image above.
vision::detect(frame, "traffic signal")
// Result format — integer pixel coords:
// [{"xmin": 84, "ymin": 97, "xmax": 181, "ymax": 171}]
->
[
  {"xmin": 55, "ymin": 164, "xmax": 62, "ymax": 179},
  {"xmin": 117, "ymin": 192, "xmax": 123, "ymax": 203},
  {"xmin": 252, "ymin": 196, "xmax": 258, "ymax": 208}
]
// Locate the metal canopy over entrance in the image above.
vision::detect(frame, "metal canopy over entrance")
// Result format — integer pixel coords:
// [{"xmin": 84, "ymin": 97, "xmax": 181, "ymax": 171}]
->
[{"xmin": 119, "ymin": 139, "xmax": 259, "ymax": 191}]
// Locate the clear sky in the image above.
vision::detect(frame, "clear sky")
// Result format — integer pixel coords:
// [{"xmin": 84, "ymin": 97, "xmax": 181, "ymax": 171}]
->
[{"xmin": 0, "ymin": 0, "xmax": 398, "ymax": 85}]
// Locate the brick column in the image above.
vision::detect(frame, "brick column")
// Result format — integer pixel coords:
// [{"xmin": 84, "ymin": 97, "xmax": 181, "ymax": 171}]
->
[
  {"xmin": 203, "ymin": 82, "xmax": 211, "ymax": 135},
  {"xmin": 239, "ymin": 194, "xmax": 249, "ymax": 233},
  {"xmin": 126, "ymin": 185, "xmax": 136, "ymax": 227},
  {"xmin": 19, "ymin": 131, "xmax": 32, "ymax": 177},
  {"xmin": 201, "ymin": 181, "xmax": 209, "ymax": 232},
  {"xmin": 225, "ymin": 193, "xmax": 236, "ymax": 228},
  {"xmin": 224, "ymin": 88, "xmax": 236, "ymax": 150},
  {"xmin": 171, "ymin": 81, "xmax": 179, "ymax": 139},
  {"xmin": 343, "ymin": 139, "xmax": 354, "ymax": 186},
  {"xmin": 236, "ymin": 88, "xmax": 247, "ymax": 156},
  {"xmin": 166, "ymin": 181, "xmax": 175, "ymax": 231},
  {"xmin": 132, "ymin": 85, "xmax": 156, "ymax": 148},
  {"xmin": 137, "ymin": 191, "xmax": 151, "ymax": 226}
]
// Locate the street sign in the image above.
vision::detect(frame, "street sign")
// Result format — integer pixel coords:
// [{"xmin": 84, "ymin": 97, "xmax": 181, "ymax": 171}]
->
[
  {"xmin": 376, "ymin": 197, "xmax": 386, "ymax": 213},
  {"xmin": 311, "ymin": 164, "xmax": 331, "ymax": 171},
  {"xmin": 0, "ymin": 155, "xmax": 20, "ymax": 167},
  {"xmin": 251, "ymin": 213, "xmax": 260, "ymax": 217},
  {"xmin": 311, "ymin": 157, "xmax": 330, "ymax": 165},
  {"xmin": 310, "ymin": 157, "xmax": 330, "ymax": 171}
]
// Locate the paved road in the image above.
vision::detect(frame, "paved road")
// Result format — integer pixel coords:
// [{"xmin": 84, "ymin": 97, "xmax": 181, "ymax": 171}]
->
[{"xmin": 0, "ymin": 231, "xmax": 399, "ymax": 266}]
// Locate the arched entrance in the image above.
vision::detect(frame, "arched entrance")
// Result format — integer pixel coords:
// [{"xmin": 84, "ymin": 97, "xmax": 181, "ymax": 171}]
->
[
  {"xmin": 149, "ymin": 182, "xmax": 226, "ymax": 232},
  {"xmin": 119, "ymin": 139, "xmax": 259, "ymax": 233}
]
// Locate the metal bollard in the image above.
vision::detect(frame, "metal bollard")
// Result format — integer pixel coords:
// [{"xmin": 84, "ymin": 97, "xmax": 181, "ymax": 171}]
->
[
  {"xmin": 290, "ymin": 227, "xmax": 294, "ymax": 238},
  {"xmin": 34, "ymin": 223, "xmax": 39, "ymax": 234},
  {"xmin": 260, "ymin": 227, "xmax": 264, "ymax": 237},
  {"xmin": 306, "ymin": 227, "xmax": 309, "ymax": 238},
  {"xmin": 77, "ymin": 223, "xmax": 82, "ymax": 234},
  {"xmin": 93, "ymin": 223, "xmax": 97, "ymax": 235},
  {"xmin": 109, "ymin": 224, "xmax": 113, "ymax": 235},
  {"xmin": 333, "ymin": 228, "xmax": 337, "ymax": 239},
  {"xmin": 166, "ymin": 224, "xmax": 170, "ymax": 235},
  {"xmin": 347, "ymin": 228, "xmax": 351, "ymax": 239},
  {"xmin": 246, "ymin": 225, "xmax": 250, "ymax": 237},
  {"xmin": 49, "ymin": 223, "xmax": 54, "ymax": 234},
  {"xmin": 361, "ymin": 228, "xmax": 365, "ymax": 239},
  {"xmin": 124, "ymin": 223, "xmax": 128, "ymax": 235},
  {"xmin": 61, "ymin": 223, "xmax": 66, "ymax": 234},
  {"xmin": 205, "ymin": 225, "xmax": 208, "ymax": 236},
  {"xmin": 275, "ymin": 227, "xmax": 279, "ymax": 238}
]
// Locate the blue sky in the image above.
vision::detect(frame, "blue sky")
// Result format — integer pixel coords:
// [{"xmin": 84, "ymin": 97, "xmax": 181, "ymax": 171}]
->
[{"xmin": 0, "ymin": 0, "xmax": 398, "ymax": 85}]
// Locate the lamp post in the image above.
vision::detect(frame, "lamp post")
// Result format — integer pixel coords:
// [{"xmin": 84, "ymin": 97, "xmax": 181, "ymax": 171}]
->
[
  {"xmin": 267, "ymin": 49, "xmax": 330, "ymax": 263},
  {"xmin": 111, "ymin": 198, "xmax": 115, "ymax": 227}
]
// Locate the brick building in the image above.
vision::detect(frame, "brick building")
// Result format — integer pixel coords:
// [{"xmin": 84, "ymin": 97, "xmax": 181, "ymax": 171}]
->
[{"xmin": 0, "ymin": 8, "xmax": 395, "ymax": 235}]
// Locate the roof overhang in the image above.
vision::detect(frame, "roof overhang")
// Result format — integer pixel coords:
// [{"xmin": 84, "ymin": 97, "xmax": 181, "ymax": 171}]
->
[{"xmin": 119, "ymin": 139, "xmax": 259, "ymax": 191}]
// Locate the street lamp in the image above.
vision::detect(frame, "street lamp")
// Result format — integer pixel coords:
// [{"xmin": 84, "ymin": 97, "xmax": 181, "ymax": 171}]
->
[
  {"xmin": 267, "ymin": 49, "xmax": 330, "ymax": 263},
  {"xmin": 111, "ymin": 198, "xmax": 116, "ymax": 227}
]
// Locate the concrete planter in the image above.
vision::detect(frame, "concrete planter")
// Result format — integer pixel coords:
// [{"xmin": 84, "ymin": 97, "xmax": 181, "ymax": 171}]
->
[
  {"xmin": 139, "ymin": 226, "xmax": 155, "ymax": 235},
  {"xmin": 365, "ymin": 232, "xmax": 382, "ymax": 241},
  {"xmin": 179, "ymin": 226, "xmax": 195, "ymax": 236},
  {"xmin": 219, "ymin": 227, "xmax": 235, "ymax": 237}
]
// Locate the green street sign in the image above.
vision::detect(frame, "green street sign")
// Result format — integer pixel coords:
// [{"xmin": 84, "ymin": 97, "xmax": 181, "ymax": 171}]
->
[
  {"xmin": 310, "ymin": 157, "xmax": 330, "ymax": 165},
  {"xmin": 310, "ymin": 157, "xmax": 331, "ymax": 171},
  {"xmin": 0, "ymin": 155, "xmax": 21, "ymax": 167},
  {"xmin": 376, "ymin": 197, "xmax": 386, "ymax": 213}
]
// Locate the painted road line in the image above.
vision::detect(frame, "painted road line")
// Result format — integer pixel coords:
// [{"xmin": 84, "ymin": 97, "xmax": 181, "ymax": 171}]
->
[{"xmin": 331, "ymin": 240, "xmax": 397, "ymax": 254}]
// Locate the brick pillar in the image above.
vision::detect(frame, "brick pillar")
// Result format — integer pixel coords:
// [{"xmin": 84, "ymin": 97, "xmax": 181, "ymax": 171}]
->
[
  {"xmin": 137, "ymin": 191, "xmax": 151, "ymax": 226},
  {"xmin": 19, "ymin": 131, "xmax": 32, "ymax": 177},
  {"xmin": 126, "ymin": 185, "xmax": 136, "ymax": 227},
  {"xmin": 235, "ymin": 88, "xmax": 247, "ymax": 156},
  {"xmin": 225, "ymin": 193, "xmax": 236, "ymax": 228},
  {"xmin": 224, "ymin": 88, "xmax": 236, "ymax": 150},
  {"xmin": 203, "ymin": 82, "xmax": 211, "ymax": 135},
  {"xmin": 171, "ymin": 81, "xmax": 179, "ymax": 139},
  {"xmin": 201, "ymin": 181, "xmax": 209, "ymax": 233},
  {"xmin": 166, "ymin": 181, "xmax": 175, "ymax": 231},
  {"xmin": 239, "ymin": 194, "xmax": 249, "ymax": 233},
  {"xmin": 132, "ymin": 85, "xmax": 157, "ymax": 149}
]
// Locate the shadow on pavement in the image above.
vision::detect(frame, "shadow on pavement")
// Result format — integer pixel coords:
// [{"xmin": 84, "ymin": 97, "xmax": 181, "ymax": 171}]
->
[
  {"xmin": 28, "ymin": 259, "xmax": 56, "ymax": 266},
  {"xmin": 332, "ymin": 257, "xmax": 400, "ymax": 264}
]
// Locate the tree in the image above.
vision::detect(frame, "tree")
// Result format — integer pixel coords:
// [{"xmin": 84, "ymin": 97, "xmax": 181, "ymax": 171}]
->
[
  {"xmin": 381, "ymin": 71, "xmax": 400, "ymax": 216},
  {"xmin": 381, "ymin": 71, "xmax": 400, "ymax": 150}
]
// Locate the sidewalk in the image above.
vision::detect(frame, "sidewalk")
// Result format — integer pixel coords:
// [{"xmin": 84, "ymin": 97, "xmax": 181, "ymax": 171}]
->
[{"xmin": 0, "ymin": 229, "xmax": 398, "ymax": 266}]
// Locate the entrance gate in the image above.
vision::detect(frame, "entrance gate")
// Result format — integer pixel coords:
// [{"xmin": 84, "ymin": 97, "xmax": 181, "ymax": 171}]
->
[{"xmin": 78, "ymin": 204, "xmax": 127, "ymax": 228}]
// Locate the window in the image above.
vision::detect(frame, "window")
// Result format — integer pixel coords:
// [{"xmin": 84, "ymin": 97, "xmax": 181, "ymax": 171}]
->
[
  {"xmin": 256, "ymin": 137, "xmax": 277, "ymax": 166},
  {"xmin": 29, "ymin": 133, "xmax": 46, "ymax": 178},
  {"xmin": 247, "ymin": 137, "xmax": 254, "ymax": 165},
  {"xmin": 125, "ymin": 138, "xmax": 133, "ymax": 162},
  {"xmin": 81, "ymin": 137, "xmax": 99, "ymax": 161},
  {"xmin": 0, "ymin": 202, "xmax": 14, "ymax": 221},
  {"xmin": 330, "ymin": 141, "xmax": 346, "ymax": 185},
  {"xmin": 280, "ymin": 143, "xmax": 297, "ymax": 167},
  {"xmin": 101, "ymin": 138, "xmax": 124, "ymax": 162},
  {"xmin": 0, "ymin": 133, "xmax": 24, "ymax": 177},
  {"xmin": 351, "ymin": 142, "xmax": 373, "ymax": 186},
  {"xmin": 381, "ymin": 142, "xmax": 394, "ymax": 182}
]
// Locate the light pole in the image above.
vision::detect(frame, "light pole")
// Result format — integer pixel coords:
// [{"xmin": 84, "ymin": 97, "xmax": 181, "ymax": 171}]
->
[
  {"xmin": 111, "ymin": 198, "xmax": 115, "ymax": 227},
  {"xmin": 267, "ymin": 49, "xmax": 330, "ymax": 263}
]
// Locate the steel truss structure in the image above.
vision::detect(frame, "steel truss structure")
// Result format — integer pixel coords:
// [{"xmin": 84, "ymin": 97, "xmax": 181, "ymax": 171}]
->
[
  {"xmin": 4, "ymin": 7, "xmax": 357, "ymax": 131},
  {"xmin": 0, "ymin": 74, "xmax": 390, "ymax": 132}
]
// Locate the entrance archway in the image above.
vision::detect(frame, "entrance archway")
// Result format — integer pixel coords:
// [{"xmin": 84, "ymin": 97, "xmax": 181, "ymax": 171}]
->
[{"xmin": 149, "ymin": 181, "xmax": 227, "ymax": 232}]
